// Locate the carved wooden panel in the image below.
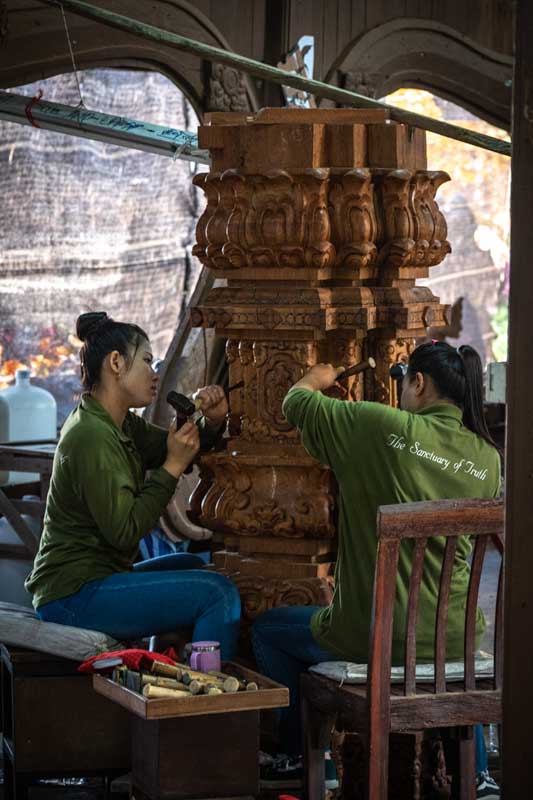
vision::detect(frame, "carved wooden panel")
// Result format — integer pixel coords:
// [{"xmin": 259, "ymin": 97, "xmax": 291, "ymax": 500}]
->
[
  {"xmin": 206, "ymin": 63, "xmax": 250, "ymax": 113},
  {"xmin": 191, "ymin": 452, "xmax": 336, "ymax": 539},
  {"xmin": 232, "ymin": 575, "xmax": 334, "ymax": 624}
]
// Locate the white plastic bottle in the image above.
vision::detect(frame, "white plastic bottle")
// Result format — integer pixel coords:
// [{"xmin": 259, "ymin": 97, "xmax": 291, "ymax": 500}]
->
[{"xmin": 0, "ymin": 367, "xmax": 57, "ymax": 484}]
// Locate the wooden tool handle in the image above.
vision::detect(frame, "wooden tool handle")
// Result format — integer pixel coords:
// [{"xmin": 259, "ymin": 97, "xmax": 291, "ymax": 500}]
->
[
  {"xmin": 208, "ymin": 669, "xmax": 258, "ymax": 692},
  {"xmin": 141, "ymin": 674, "xmax": 192, "ymax": 692},
  {"xmin": 151, "ymin": 661, "xmax": 180, "ymax": 678},
  {"xmin": 143, "ymin": 684, "xmax": 190, "ymax": 699},
  {"xmin": 226, "ymin": 380, "xmax": 244, "ymax": 393},
  {"xmin": 336, "ymin": 357, "xmax": 376, "ymax": 383}
]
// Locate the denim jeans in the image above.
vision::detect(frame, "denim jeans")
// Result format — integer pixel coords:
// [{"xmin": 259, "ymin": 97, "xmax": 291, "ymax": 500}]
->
[
  {"xmin": 251, "ymin": 605, "xmax": 338, "ymax": 755},
  {"xmin": 37, "ymin": 553, "xmax": 241, "ymax": 660},
  {"xmin": 251, "ymin": 604, "xmax": 488, "ymax": 773}
]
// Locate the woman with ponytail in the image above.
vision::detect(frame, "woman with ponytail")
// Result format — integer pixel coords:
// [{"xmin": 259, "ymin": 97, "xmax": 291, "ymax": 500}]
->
[
  {"xmin": 252, "ymin": 341, "xmax": 501, "ymax": 797},
  {"xmin": 402, "ymin": 341, "xmax": 499, "ymax": 451},
  {"xmin": 25, "ymin": 312, "xmax": 240, "ymax": 660}
]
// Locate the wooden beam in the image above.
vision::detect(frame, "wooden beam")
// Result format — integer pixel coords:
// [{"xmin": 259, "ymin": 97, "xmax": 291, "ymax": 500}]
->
[
  {"xmin": 503, "ymin": 0, "xmax": 533, "ymax": 792},
  {"xmin": 40, "ymin": 0, "xmax": 511, "ymax": 157}
]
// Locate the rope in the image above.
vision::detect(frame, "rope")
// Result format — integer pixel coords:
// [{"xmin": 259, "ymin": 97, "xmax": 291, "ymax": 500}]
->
[
  {"xmin": 172, "ymin": 142, "xmax": 187, "ymax": 162},
  {"xmin": 60, "ymin": 3, "xmax": 85, "ymax": 108}
]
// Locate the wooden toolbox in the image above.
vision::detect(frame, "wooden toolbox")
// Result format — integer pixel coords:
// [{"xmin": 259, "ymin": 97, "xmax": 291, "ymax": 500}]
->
[
  {"xmin": 93, "ymin": 661, "xmax": 288, "ymax": 719},
  {"xmin": 93, "ymin": 663, "xmax": 289, "ymax": 800}
]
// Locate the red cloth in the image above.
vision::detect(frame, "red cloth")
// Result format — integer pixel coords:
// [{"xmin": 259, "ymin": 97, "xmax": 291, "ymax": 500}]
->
[{"xmin": 78, "ymin": 648, "xmax": 179, "ymax": 673}]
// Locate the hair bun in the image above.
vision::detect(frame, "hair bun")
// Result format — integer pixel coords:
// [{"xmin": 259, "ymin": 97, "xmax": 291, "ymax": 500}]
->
[{"xmin": 76, "ymin": 312, "xmax": 110, "ymax": 342}]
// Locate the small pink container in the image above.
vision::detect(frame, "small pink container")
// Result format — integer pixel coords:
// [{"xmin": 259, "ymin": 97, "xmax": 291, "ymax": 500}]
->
[{"xmin": 190, "ymin": 641, "xmax": 221, "ymax": 673}]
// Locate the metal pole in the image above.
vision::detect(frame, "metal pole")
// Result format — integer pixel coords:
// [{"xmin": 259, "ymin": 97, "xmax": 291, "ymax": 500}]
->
[
  {"xmin": 0, "ymin": 90, "xmax": 210, "ymax": 164},
  {"xmin": 40, "ymin": 0, "xmax": 510, "ymax": 157}
]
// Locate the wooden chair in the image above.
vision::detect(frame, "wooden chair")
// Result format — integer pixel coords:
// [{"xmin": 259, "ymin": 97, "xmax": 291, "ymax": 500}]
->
[{"xmin": 301, "ymin": 497, "xmax": 504, "ymax": 800}]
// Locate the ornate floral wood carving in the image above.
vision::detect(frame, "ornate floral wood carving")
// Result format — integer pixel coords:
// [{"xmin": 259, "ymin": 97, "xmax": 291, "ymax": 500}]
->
[
  {"xmin": 190, "ymin": 109, "xmax": 451, "ymax": 631},
  {"xmin": 207, "ymin": 63, "xmax": 250, "ymax": 113},
  {"xmin": 191, "ymin": 452, "xmax": 335, "ymax": 538},
  {"xmin": 232, "ymin": 575, "xmax": 334, "ymax": 623},
  {"xmin": 193, "ymin": 169, "xmax": 335, "ymax": 272},
  {"xmin": 329, "ymin": 168, "xmax": 377, "ymax": 273},
  {"xmin": 365, "ymin": 335, "xmax": 415, "ymax": 406},
  {"xmin": 193, "ymin": 166, "xmax": 450, "ymax": 284}
]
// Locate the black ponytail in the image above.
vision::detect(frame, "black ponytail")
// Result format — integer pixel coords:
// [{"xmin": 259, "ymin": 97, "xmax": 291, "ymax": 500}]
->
[
  {"xmin": 76, "ymin": 311, "xmax": 148, "ymax": 391},
  {"xmin": 407, "ymin": 341, "xmax": 498, "ymax": 450}
]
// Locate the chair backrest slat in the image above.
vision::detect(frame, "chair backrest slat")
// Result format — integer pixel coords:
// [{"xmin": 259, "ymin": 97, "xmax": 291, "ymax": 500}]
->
[
  {"xmin": 434, "ymin": 536, "xmax": 458, "ymax": 693},
  {"xmin": 493, "ymin": 534, "xmax": 505, "ymax": 690},
  {"xmin": 372, "ymin": 499, "xmax": 504, "ymax": 722},
  {"xmin": 367, "ymin": 538, "xmax": 401, "ymax": 778},
  {"xmin": 403, "ymin": 537, "xmax": 427, "ymax": 696},
  {"xmin": 464, "ymin": 536, "xmax": 488, "ymax": 690}
]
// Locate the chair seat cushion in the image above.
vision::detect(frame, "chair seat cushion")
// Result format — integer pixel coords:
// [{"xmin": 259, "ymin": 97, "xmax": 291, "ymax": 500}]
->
[
  {"xmin": 0, "ymin": 601, "xmax": 123, "ymax": 662},
  {"xmin": 309, "ymin": 651, "xmax": 494, "ymax": 684}
]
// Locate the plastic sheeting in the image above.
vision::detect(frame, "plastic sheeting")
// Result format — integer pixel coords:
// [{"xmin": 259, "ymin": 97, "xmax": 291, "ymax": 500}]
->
[{"xmin": 0, "ymin": 69, "xmax": 204, "ymax": 422}]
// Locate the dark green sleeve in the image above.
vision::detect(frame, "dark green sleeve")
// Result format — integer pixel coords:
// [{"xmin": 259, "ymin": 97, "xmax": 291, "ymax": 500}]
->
[
  {"xmin": 129, "ymin": 412, "xmax": 223, "ymax": 470},
  {"xmin": 282, "ymin": 388, "xmax": 405, "ymax": 471},
  {"xmin": 282, "ymin": 389, "xmax": 356, "ymax": 471},
  {"xmin": 70, "ymin": 441, "xmax": 178, "ymax": 553},
  {"xmin": 127, "ymin": 413, "xmax": 168, "ymax": 470}
]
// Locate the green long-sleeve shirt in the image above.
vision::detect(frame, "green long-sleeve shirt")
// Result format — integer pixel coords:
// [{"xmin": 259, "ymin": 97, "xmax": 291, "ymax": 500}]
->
[
  {"xmin": 26, "ymin": 395, "xmax": 219, "ymax": 609},
  {"xmin": 282, "ymin": 389, "xmax": 501, "ymax": 664}
]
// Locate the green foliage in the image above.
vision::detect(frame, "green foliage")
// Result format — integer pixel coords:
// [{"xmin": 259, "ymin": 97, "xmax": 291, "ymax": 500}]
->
[{"xmin": 491, "ymin": 304, "xmax": 508, "ymax": 362}]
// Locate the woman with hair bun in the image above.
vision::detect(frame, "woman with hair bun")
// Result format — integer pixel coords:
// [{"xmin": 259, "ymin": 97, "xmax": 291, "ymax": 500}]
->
[
  {"xmin": 25, "ymin": 312, "xmax": 240, "ymax": 660},
  {"xmin": 252, "ymin": 341, "xmax": 501, "ymax": 796}
]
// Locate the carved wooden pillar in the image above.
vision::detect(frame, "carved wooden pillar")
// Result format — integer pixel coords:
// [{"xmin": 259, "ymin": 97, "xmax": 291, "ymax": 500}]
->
[{"xmin": 189, "ymin": 109, "xmax": 450, "ymax": 634}]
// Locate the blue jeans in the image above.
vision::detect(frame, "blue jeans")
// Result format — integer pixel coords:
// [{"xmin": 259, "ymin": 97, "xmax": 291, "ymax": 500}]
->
[
  {"xmin": 251, "ymin": 605, "xmax": 338, "ymax": 755},
  {"xmin": 251, "ymin": 605, "xmax": 488, "ymax": 773},
  {"xmin": 38, "ymin": 553, "xmax": 241, "ymax": 660}
]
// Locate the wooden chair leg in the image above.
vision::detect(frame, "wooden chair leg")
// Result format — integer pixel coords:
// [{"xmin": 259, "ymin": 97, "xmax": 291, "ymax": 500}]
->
[
  {"xmin": 368, "ymin": 725, "xmax": 390, "ymax": 800},
  {"xmin": 339, "ymin": 732, "xmax": 367, "ymax": 800},
  {"xmin": 456, "ymin": 728, "xmax": 476, "ymax": 800},
  {"xmin": 301, "ymin": 692, "xmax": 335, "ymax": 800},
  {"xmin": 444, "ymin": 727, "xmax": 476, "ymax": 800}
]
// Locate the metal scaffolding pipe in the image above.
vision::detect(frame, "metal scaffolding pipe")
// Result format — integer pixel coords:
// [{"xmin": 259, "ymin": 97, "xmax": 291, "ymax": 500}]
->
[
  {"xmin": 41, "ymin": 0, "xmax": 511, "ymax": 157},
  {"xmin": 0, "ymin": 90, "xmax": 211, "ymax": 164}
]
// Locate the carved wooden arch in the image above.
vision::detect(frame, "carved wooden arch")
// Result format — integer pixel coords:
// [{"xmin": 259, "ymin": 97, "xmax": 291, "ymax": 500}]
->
[
  {"xmin": 0, "ymin": 0, "xmax": 258, "ymax": 117},
  {"xmin": 324, "ymin": 18, "xmax": 512, "ymax": 131}
]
